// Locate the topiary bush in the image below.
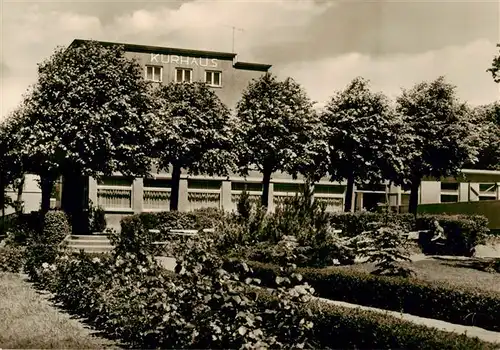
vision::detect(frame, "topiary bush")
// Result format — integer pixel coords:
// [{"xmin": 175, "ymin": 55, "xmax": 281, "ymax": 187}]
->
[{"xmin": 24, "ymin": 210, "xmax": 71, "ymax": 282}]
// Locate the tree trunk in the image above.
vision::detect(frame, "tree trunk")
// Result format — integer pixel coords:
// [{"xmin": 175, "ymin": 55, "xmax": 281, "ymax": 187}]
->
[
  {"xmin": 344, "ymin": 174, "xmax": 355, "ymax": 212},
  {"xmin": 15, "ymin": 176, "xmax": 25, "ymax": 214},
  {"xmin": 40, "ymin": 175, "xmax": 54, "ymax": 215},
  {"xmin": 170, "ymin": 165, "xmax": 182, "ymax": 211},
  {"xmin": 61, "ymin": 173, "xmax": 89, "ymax": 234},
  {"xmin": 261, "ymin": 170, "xmax": 272, "ymax": 208},
  {"xmin": 409, "ymin": 177, "xmax": 421, "ymax": 216},
  {"xmin": 0, "ymin": 176, "xmax": 5, "ymax": 235}
]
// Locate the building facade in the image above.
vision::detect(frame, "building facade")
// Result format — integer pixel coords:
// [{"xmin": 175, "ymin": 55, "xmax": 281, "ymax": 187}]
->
[{"xmin": 70, "ymin": 39, "xmax": 272, "ymax": 110}]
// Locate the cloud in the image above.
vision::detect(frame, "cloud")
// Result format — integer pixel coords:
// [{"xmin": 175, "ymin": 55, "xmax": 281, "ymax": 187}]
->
[
  {"xmin": 1, "ymin": 0, "xmax": 498, "ymax": 121},
  {"xmin": 276, "ymin": 39, "xmax": 499, "ymax": 108},
  {"xmin": 254, "ymin": 0, "xmax": 499, "ymax": 64}
]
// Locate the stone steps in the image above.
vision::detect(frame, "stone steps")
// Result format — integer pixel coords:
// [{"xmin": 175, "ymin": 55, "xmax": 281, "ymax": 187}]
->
[{"xmin": 65, "ymin": 234, "xmax": 113, "ymax": 253}]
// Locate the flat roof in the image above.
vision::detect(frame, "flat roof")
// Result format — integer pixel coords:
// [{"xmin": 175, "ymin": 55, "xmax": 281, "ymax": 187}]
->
[{"xmin": 69, "ymin": 39, "xmax": 272, "ymax": 71}]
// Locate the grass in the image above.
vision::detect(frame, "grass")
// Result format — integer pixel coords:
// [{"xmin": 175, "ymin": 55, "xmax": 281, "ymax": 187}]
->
[
  {"xmin": 0, "ymin": 272, "xmax": 120, "ymax": 349},
  {"xmin": 335, "ymin": 257, "xmax": 500, "ymax": 293}
]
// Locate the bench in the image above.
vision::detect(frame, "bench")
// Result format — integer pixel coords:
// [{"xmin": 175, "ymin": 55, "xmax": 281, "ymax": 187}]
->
[
  {"xmin": 403, "ymin": 230, "xmax": 429, "ymax": 240},
  {"xmin": 149, "ymin": 228, "xmax": 214, "ymax": 245}
]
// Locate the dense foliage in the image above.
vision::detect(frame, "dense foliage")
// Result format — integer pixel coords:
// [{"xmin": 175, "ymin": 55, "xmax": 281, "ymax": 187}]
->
[
  {"xmin": 153, "ymin": 82, "xmax": 235, "ymax": 210},
  {"xmin": 396, "ymin": 76, "xmax": 479, "ymax": 214},
  {"xmin": 14, "ymin": 40, "xmax": 157, "ymax": 230},
  {"xmin": 0, "ymin": 112, "xmax": 25, "ymax": 216},
  {"xmin": 23, "ymin": 214, "xmax": 496, "ymax": 349},
  {"xmin": 321, "ymin": 77, "xmax": 409, "ymax": 212},
  {"xmin": 466, "ymin": 102, "xmax": 500, "ymax": 170},
  {"xmin": 24, "ymin": 210, "xmax": 70, "ymax": 282},
  {"xmin": 235, "ymin": 73, "xmax": 326, "ymax": 206},
  {"xmin": 487, "ymin": 43, "xmax": 500, "ymax": 83},
  {"xmin": 241, "ymin": 260, "xmax": 500, "ymax": 332}
]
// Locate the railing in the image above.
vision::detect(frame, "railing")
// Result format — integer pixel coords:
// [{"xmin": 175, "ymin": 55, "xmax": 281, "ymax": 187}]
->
[
  {"xmin": 143, "ymin": 188, "xmax": 171, "ymax": 210},
  {"xmin": 315, "ymin": 195, "xmax": 344, "ymax": 212},
  {"xmin": 97, "ymin": 186, "xmax": 132, "ymax": 209},
  {"xmin": 187, "ymin": 189, "xmax": 221, "ymax": 211},
  {"xmin": 231, "ymin": 191, "xmax": 262, "ymax": 205}
]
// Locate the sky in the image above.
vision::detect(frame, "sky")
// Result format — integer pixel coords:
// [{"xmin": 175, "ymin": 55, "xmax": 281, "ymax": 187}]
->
[{"xmin": 1, "ymin": 0, "xmax": 499, "ymax": 119}]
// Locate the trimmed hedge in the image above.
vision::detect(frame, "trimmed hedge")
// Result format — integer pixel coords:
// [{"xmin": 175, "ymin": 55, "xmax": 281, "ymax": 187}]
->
[
  {"xmin": 24, "ymin": 210, "xmax": 71, "ymax": 281},
  {"xmin": 254, "ymin": 290, "xmax": 498, "ymax": 350},
  {"xmin": 328, "ymin": 212, "xmax": 490, "ymax": 256},
  {"xmin": 116, "ymin": 209, "xmax": 225, "ymax": 254},
  {"xmin": 233, "ymin": 260, "xmax": 500, "ymax": 332}
]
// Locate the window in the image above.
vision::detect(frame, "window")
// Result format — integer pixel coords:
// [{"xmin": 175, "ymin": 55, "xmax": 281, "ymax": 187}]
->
[
  {"xmin": 205, "ymin": 70, "xmax": 222, "ymax": 87},
  {"xmin": 175, "ymin": 68, "xmax": 192, "ymax": 83},
  {"xmin": 441, "ymin": 194, "xmax": 458, "ymax": 203},
  {"xmin": 145, "ymin": 66, "xmax": 162, "ymax": 82},
  {"xmin": 441, "ymin": 182, "xmax": 459, "ymax": 191},
  {"xmin": 188, "ymin": 180, "xmax": 221, "ymax": 190}
]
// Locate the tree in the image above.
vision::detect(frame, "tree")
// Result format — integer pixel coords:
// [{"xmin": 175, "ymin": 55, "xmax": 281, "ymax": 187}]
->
[
  {"xmin": 0, "ymin": 110, "xmax": 25, "ymax": 219},
  {"xmin": 465, "ymin": 103, "xmax": 500, "ymax": 170},
  {"xmin": 16, "ymin": 40, "xmax": 157, "ymax": 232},
  {"xmin": 235, "ymin": 73, "xmax": 325, "ymax": 207},
  {"xmin": 153, "ymin": 82, "xmax": 236, "ymax": 211},
  {"xmin": 321, "ymin": 77, "xmax": 407, "ymax": 212},
  {"xmin": 487, "ymin": 44, "xmax": 500, "ymax": 83},
  {"xmin": 396, "ymin": 76, "xmax": 478, "ymax": 215}
]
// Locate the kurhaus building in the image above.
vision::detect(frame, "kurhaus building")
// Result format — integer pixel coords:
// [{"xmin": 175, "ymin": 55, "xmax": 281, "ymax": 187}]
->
[
  {"xmin": 14, "ymin": 39, "xmax": 495, "ymax": 232},
  {"xmin": 70, "ymin": 39, "xmax": 272, "ymax": 110}
]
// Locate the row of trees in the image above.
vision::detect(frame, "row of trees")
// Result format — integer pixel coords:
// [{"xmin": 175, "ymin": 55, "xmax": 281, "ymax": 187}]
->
[{"xmin": 1, "ymin": 41, "xmax": 499, "ymax": 232}]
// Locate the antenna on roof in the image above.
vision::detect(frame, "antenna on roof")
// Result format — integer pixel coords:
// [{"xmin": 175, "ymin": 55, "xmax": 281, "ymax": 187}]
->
[{"xmin": 223, "ymin": 25, "xmax": 244, "ymax": 53}]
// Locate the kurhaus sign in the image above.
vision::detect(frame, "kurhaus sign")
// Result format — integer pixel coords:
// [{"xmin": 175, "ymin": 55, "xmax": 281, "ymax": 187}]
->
[{"xmin": 150, "ymin": 53, "xmax": 218, "ymax": 67}]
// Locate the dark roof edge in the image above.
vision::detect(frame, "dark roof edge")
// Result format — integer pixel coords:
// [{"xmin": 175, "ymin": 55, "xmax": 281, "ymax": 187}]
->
[
  {"xmin": 233, "ymin": 61, "xmax": 272, "ymax": 72},
  {"xmin": 69, "ymin": 39, "xmax": 237, "ymax": 60}
]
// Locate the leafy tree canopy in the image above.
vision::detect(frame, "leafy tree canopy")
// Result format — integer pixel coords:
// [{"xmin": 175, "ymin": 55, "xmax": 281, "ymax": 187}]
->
[
  {"xmin": 16, "ymin": 40, "xmax": 157, "ymax": 179},
  {"xmin": 235, "ymin": 73, "xmax": 324, "ymax": 181},
  {"xmin": 396, "ymin": 76, "xmax": 478, "ymax": 182},
  {"xmin": 487, "ymin": 43, "xmax": 500, "ymax": 83},
  {"xmin": 321, "ymin": 77, "xmax": 407, "ymax": 187},
  {"xmin": 153, "ymin": 81, "xmax": 236, "ymax": 176},
  {"xmin": 465, "ymin": 102, "xmax": 500, "ymax": 170}
]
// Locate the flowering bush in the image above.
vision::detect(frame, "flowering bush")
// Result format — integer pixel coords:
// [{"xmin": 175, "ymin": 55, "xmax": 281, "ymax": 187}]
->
[
  {"xmin": 34, "ymin": 220, "xmax": 317, "ymax": 349},
  {"xmin": 0, "ymin": 245, "xmax": 26, "ymax": 272},
  {"xmin": 24, "ymin": 210, "xmax": 70, "ymax": 282}
]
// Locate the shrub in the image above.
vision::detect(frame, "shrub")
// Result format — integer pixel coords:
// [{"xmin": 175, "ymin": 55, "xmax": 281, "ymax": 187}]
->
[
  {"xmin": 36, "ymin": 232, "xmax": 316, "ymax": 349},
  {"xmin": 353, "ymin": 219, "xmax": 414, "ymax": 277},
  {"xmin": 328, "ymin": 212, "xmax": 416, "ymax": 237},
  {"xmin": 111, "ymin": 215, "xmax": 155, "ymax": 258},
  {"xmin": 192, "ymin": 207, "xmax": 225, "ymax": 229},
  {"xmin": 0, "ymin": 245, "xmax": 26, "ymax": 272},
  {"xmin": 328, "ymin": 212, "xmax": 489, "ymax": 256},
  {"xmin": 255, "ymin": 290, "xmax": 497, "ymax": 350},
  {"xmin": 31, "ymin": 239, "xmax": 497, "ymax": 349},
  {"xmin": 24, "ymin": 210, "xmax": 70, "ymax": 282},
  {"xmin": 89, "ymin": 200, "xmax": 107, "ymax": 233},
  {"xmin": 417, "ymin": 215, "xmax": 489, "ymax": 256},
  {"xmin": 240, "ymin": 260, "xmax": 500, "ymax": 332}
]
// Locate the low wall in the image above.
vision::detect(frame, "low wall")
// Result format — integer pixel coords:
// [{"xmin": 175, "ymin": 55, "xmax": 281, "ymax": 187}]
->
[{"xmin": 417, "ymin": 200, "xmax": 500, "ymax": 230}]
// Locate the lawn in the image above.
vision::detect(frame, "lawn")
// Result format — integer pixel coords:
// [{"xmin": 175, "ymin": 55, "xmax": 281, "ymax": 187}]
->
[
  {"xmin": 0, "ymin": 272, "xmax": 121, "ymax": 349},
  {"xmin": 333, "ymin": 256, "xmax": 500, "ymax": 293}
]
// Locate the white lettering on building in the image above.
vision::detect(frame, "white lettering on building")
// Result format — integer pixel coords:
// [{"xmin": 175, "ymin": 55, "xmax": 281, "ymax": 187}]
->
[{"xmin": 150, "ymin": 53, "xmax": 218, "ymax": 67}]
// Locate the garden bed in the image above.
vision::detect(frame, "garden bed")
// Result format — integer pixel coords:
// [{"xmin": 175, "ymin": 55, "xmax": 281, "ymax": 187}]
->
[{"xmin": 333, "ymin": 256, "xmax": 500, "ymax": 293}]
